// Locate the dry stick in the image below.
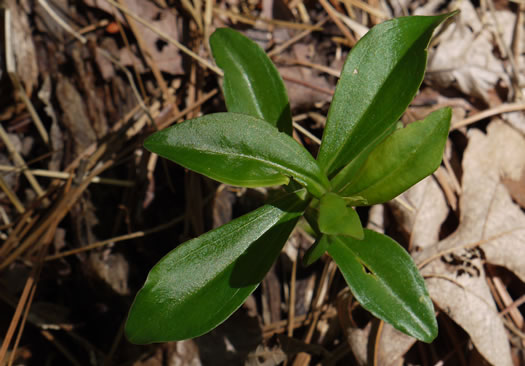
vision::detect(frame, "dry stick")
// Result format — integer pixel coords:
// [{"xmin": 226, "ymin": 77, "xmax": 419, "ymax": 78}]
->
[
  {"xmin": 293, "ymin": 260, "xmax": 337, "ymax": 366},
  {"xmin": 417, "ymin": 228, "xmax": 525, "ymax": 270},
  {"xmin": 486, "ymin": 0, "xmax": 523, "ymax": 100},
  {"xmin": 500, "ymin": 295, "xmax": 525, "ymax": 317},
  {"xmin": 0, "ymin": 277, "xmax": 34, "ymax": 364},
  {"xmin": 342, "ymin": 0, "xmax": 388, "ymax": 19},
  {"xmin": 287, "ymin": 250, "xmax": 298, "ymax": 338},
  {"xmin": 44, "ymin": 214, "xmax": 184, "ymax": 261},
  {"xmin": 268, "ymin": 17, "xmax": 329, "ymax": 58},
  {"xmin": 0, "ymin": 174, "xmax": 25, "ymax": 214},
  {"xmin": 159, "ymin": 88, "xmax": 219, "ymax": 129},
  {"xmin": 319, "ymin": 0, "xmax": 357, "ymax": 46},
  {"xmin": 6, "ymin": 262, "xmax": 39, "ymax": 366},
  {"xmin": 45, "ymin": 189, "xmax": 214, "ymax": 261},
  {"xmin": 0, "ymin": 124, "xmax": 46, "ymax": 199},
  {"xmin": 0, "ymin": 162, "xmax": 112, "ymax": 270},
  {"xmin": 212, "ymin": 7, "xmax": 323, "ymax": 31},
  {"xmin": 37, "ymin": 0, "xmax": 154, "ymax": 126},
  {"xmin": 114, "ymin": 16, "xmax": 147, "ymax": 100},
  {"xmin": 277, "ymin": 56, "xmax": 341, "ymax": 77},
  {"xmin": 490, "ymin": 276, "xmax": 523, "ymax": 328},
  {"xmin": 292, "ymin": 122, "xmax": 322, "ymax": 145},
  {"xmin": 39, "ymin": 330, "xmax": 83, "ymax": 366},
  {"xmin": 0, "ymin": 165, "xmax": 134, "ymax": 187},
  {"xmin": 451, "ymin": 102, "xmax": 525, "ymax": 129},
  {"xmin": 512, "ymin": 3, "xmax": 524, "ymax": 69},
  {"xmin": 182, "ymin": 0, "xmax": 203, "ymax": 31},
  {"xmin": 371, "ymin": 320, "xmax": 385, "ymax": 366},
  {"xmin": 103, "ymin": 0, "xmax": 222, "ymax": 75},
  {"xmin": 282, "ymin": 75, "xmax": 334, "ymax": 96},
  {"xmin": 0, "ymin": 210, "xmax": 37, "ymax": 259},
  {"xmin": 116, "ymin": 0, "xmax": 176, "ymax": 116}
]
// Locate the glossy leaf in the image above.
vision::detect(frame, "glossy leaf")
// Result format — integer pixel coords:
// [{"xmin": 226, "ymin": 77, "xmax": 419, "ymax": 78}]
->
[
  {"xmin": 338, "ymin": 107, "xmax": 451, "ymax": 205},
  {"xmin": 318, "ymin": 193, "xmax": 363, "ymax": 239},
  {"xmin": 125, "ymin": 191, "xmax": 307, "ymax": 344},
  {"xmin": 145, "ymin": 113, "xmax": 330, "ymax": 198},
  {"xmin": 327, "ymin": 230, "xmax": 437, "ymax": 342},
  {"xmin": 317, "ymin": 13, "xmax": 455, "ymax": 177},
  {"xmin": 210, "ymin": 28, "xmax": 293, "ymax": 135}
]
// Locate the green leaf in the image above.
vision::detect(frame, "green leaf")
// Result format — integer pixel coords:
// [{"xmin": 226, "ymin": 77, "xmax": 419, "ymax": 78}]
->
[
  {"xmin": 145, "ymin": 113, "xmax": 330, "ymax": 198},
  {"xmin": 317, "ymin": 13, "xmax": 455, "ymax": 177},
  {"xmin": 327, "ymin": 230, "xmax": 437, "ymax": 342},
  {"xmin": 338, "ymin": 107, "xmax": 451, "ymax": 205},
  {"xmin": 210, "ymin": 28, "xmax": 293, "ymax": 135},
  {"xmin": 125, "ymin": 191, "xmax": 307, "ymax": 344},
  {"xmin": 303, "ymin": 235, "xmax": 330, "ymax": 267},
  {"xmin": 318, "ymin": 193, "xmax": 363, "ymax": 239}
]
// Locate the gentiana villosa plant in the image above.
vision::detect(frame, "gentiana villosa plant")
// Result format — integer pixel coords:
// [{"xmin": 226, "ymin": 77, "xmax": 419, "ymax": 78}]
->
[{"xmin": 125, "ymin": 12, "xmax": 457, "ymax": 345}]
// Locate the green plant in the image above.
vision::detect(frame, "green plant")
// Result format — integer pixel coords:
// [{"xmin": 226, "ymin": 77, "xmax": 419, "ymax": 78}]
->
[{"xmin": 125, "ymin": 12, "xmax": 456, "ymax": 345}]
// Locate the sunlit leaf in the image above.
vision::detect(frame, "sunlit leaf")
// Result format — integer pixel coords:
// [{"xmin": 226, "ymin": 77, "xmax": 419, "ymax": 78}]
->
[
  {"xmin": 317, "ymin": 13, "xmax": 455, "ymax": 177},
  {"xmin": 145, "ymin": 113, "xmax": 330, "ymax": 198},
  {"xmin": 327, "ymin": 230, "xmax": 437, "ymax": 343},
  {"xmin": 126, "ymin": 191, "xmax": 307, "ymax": 343},
  {"xmin": 338, "ymin": 107, "xmax": 451, "ymax": 205},
  {"xmin": 210, "ymin": 28, "xmax": 293, "ymax": 135}
]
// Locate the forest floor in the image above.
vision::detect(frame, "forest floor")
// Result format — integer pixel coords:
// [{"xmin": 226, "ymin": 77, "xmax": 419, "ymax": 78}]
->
[{"xmin": 0, "ymin": 0, "xmax": 525, "ymax": 365}]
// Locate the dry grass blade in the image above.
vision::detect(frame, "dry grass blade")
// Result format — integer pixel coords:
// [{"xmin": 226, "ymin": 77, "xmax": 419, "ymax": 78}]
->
[
  {"xmin": 0, "ymin": 124, "xmax": 46, "ymax": 199},
  {"xmin": 452, "ymin": 102, "xmax": 525, "ymax": 129}
]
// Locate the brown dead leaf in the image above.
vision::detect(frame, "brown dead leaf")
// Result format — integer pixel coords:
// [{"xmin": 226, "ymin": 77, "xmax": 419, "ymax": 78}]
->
[
  {"xmin": 410, "ymin": 120, "xmax": 525, "ymax": 366},
  {"xmin": 390, "ymin": 175, "xmax": 449, "ymax": 251},
  {"xmin": 7, "ymin": 0, "xmax": 39, "ymax": 95},
  {"xmin": 426, "ymin": 1, "xmax": 509, "ymax": 104},
  {"xmin": 84, "ymin": 0, "xmax": 183, "ymax": 74},
  {"xmin": 56, "ymin": 77, "xmax": 97, "ymax": 156},
  {"xmin": 433, "ymin": 121, "xmax": 525, "ymax": 282},
  {"xmin": 424, "ymin": 256, "xmax": 511, "ymax": 366}
]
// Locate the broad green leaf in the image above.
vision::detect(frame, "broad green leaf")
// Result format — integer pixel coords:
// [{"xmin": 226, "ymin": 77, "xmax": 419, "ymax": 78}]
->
[
  {"xmin": 317, "ymin": 13, "xmax": 455, "ymax": 177},
  {"xmin": 125, "ymin": 191, "xmax": 307, "ymax": 344},
  {"xmin": 338, "ymin": 107, "xmax": 451, "ymax": 205},
  {"xmin": 210, "ymin": 28, "xmax": 293, "ymax": 135},
  {"xmin": 145, "ymin": 113, "xmax": 330, "ymax": 198},
  {"xmin": 318, "ymin": 193, "xmax": 363, "ymax": 239},
  {"xmin": 327, "ymin": 230, "xmax": 437, "ymax": 342}
]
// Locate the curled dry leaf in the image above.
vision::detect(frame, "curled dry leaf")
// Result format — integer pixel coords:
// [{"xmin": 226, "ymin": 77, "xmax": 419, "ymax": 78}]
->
[
  {"xmin": 6, "ymin": 0, "xmax": 39, "ymax": 95},
  {"xmin": 410, "ymin": 120, "xmax": 525, "ymax": 366},
  {"xmin": 426, "ymin": 1, "xmax": 508, "ymax": 103},
  {"xmin": 346, "ymin": 322, "xmax": 417, "ymax": 366},
  {"xmin": 389, "ymin": 175, "xmax": 449, "ymax": 250}
]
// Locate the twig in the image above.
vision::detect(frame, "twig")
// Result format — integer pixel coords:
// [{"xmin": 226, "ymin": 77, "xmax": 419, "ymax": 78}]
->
[
  {"xmin": 0, "ymin": 174, "xmax": 25, "ymax": 214},
  {"xmin": 37, "ymin": 0, "xmax": 154, "ymax": 126},
  {"xmin": 116, "ymin": 0, "xmax": 176, "ymax": 115},
  {"xmin": 276, "ymin": 56, "xmax": 340, "ymax": 77},
  {"xmin": 319, "ymin": 0, "xmax": 357, "ymax": 46},
  {"xmin": 0, "ymin": 165, "xmax": 134, "ymax": 187},
  {"xmin": 287, "ymin": 250, "xmax": 298, "ymax": 337},
  {"xmin": 268, "ymin": 17, "xmax": 329, "ymax": 58},
  {"xmin": 292, "ymin": 121, "xmax": 322, "ymax": 145},
  {"xmin": 340, "ymin": 0, "xmax": 388, "ymax": 19},
  {"xmin": 451, "ymin": 102, "xmax": 525, "ymax": 129},
  {"xmin": 0, "ymin": 124, "xmax": 46, "ymax": 199},
  {"xmin": 282, "ymin": 74, "xmax": 334, "ymax": 95},
  {"xmin": 212, "ymin": 7, "xmax": 324, "ymax": 31},
  {"xmin": 103, "ymin": 0, "xmax": 223, "ymax": 75}
]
